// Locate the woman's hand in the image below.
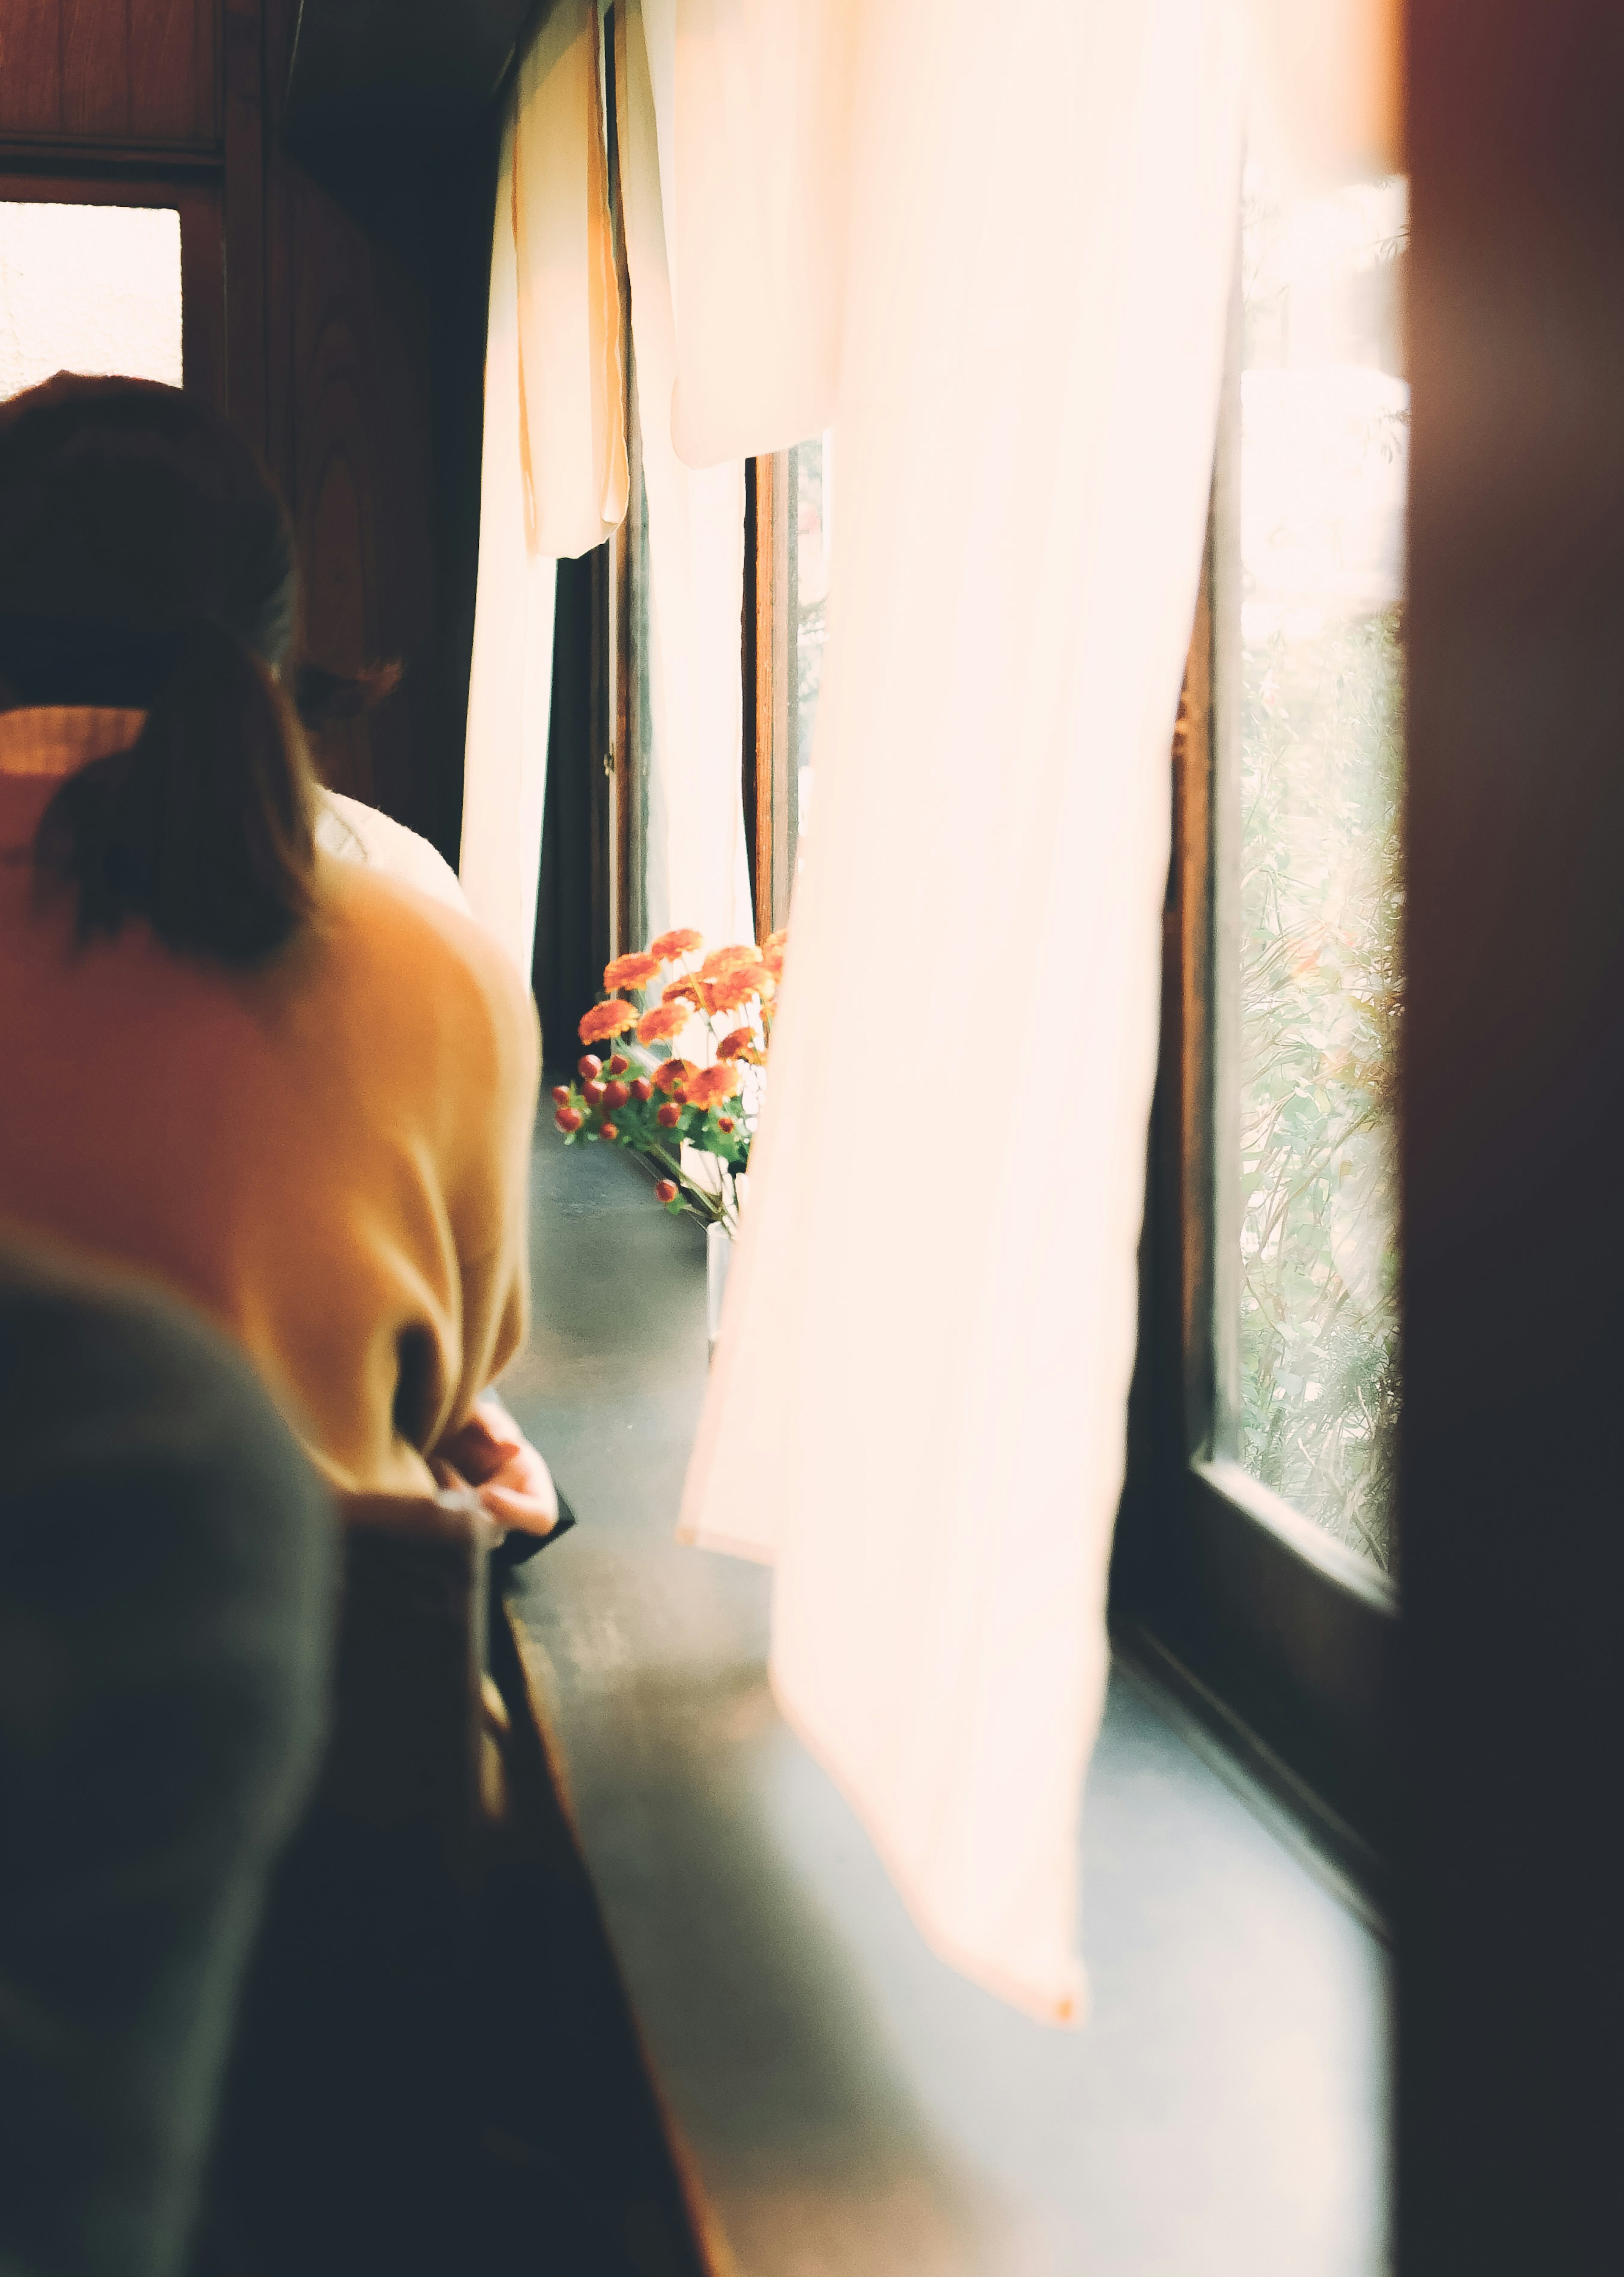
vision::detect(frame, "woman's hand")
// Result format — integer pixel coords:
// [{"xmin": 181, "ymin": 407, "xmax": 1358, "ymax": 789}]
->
[{"xmin": 437, "ymin": 1393, "xmax": 559, "ymax": 1537}]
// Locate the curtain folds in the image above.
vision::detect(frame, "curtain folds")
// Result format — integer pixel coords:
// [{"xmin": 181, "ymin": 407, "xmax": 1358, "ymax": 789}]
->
[
  {"xmin": 615, "ymin": 0, "xmax": 754, "ymax": 950},
  {"xmin": 647, "ymin": 0, "xmax": 856, "ymax": 470},
  {"xmin": 513, "ymin": 0, "xmax": 628, "ymax": 557},
  {"xmin": 459, "ymin": 108, "xmax": 558, "ymax": 978},
  {"xmin": 676, "ymin": 0, "xmax": 1246, "ymax": 2022},
  {"xmin": 461, "ymin": 0, "xmax": 626, "ymax": 975}
]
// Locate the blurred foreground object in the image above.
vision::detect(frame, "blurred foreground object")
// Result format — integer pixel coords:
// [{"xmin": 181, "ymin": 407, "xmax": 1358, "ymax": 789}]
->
[
  {"xmin": 0, "ymin": 1237, "xmax": 335, "ymax": 2277},
  {"xmin": 194, "ymin": 1479, "xmax": 708, "ymax": 2276}
]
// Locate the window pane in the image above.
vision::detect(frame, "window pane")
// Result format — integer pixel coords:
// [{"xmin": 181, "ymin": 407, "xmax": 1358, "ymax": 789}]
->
[
  {"xmin": 1231, "ymin": 161, "xmax": 1406, "ymax": 1571},
  {"xmin": 0, "ymin": 202, "xmax": 183, "ymax": 401},
  {"xmin": 790, "ymin": 428, "xmax": 832, "ymax": 874}
]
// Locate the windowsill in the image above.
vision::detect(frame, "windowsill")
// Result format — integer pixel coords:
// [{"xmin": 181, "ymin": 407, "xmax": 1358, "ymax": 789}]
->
[
  {"xmin": 499, "ymin": 1129, "xmax": 1391, "ymax": 2277},
  {"xmin": 1108, "ymin": 1617, "xmax": 1391, "ymax": 1941}
]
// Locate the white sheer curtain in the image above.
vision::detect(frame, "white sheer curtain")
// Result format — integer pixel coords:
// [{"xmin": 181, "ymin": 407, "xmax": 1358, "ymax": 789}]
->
[
  {"xmin": 510, "ymin": 0, "xmax": 628, "ymax": 557},
  {"xmin": 460, "ymin": 108, "xmax": 556, "ymax": 976},
  {"xmin": 461, "ymin": 0, "xmax": 627, "ymax": 976},
  {"xmin": 673, "ymin": 0, "xmax": 1246, "ymax": 2022},
  {"xmin": 614, "ymin": 0, "xmax": 754, "ymax": 949},
  {"xmin": 653, "ymin": 0, "xmax": 856, "ymax": 469}
]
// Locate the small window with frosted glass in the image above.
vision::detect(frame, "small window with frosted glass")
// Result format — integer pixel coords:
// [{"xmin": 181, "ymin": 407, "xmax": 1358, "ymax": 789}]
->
[
  {"xmin": 0, "ymin": 201, "xmax": 183, "ymax": 401},
  {"xmin": 1223, "ymin": 151, "xmax": 1406, "ymax": 1575}
]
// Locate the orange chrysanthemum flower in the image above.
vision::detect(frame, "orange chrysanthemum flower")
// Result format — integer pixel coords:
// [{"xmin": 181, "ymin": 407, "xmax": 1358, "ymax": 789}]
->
[
  {"xmin": 579, "ymin": 998, "xmax": 639, "ymax": 1045},
  {"xmin": 764, "ymin": 929, "xmax": 787, "ymax": 956},
  {"xmin": 652, "ymin": 1058, "xmax": 694, "ymax": 1094},
  {"xmin": 649, "ymin": 927, "xmax": 703, "ymax": 961},
  {"xmin": 663, "ymin": 979, "xmax": 703, "ymax": 1007},
  {"xmin": 714, "ymin": 1026, "xmax": 757, "ymax": 1061},
  {"xmin": 636, "ymin": 1002, "xmax": 689, "ymax": 1044},
  {"xmin": 699, "ymin": 943, "xmax": 763, "ymax": 981},
  {"xmin": 706, "ymin": 965, "xmax": 775, "ymax": 1013},
  {"xmin": 684, "ymin": 1062, "xmax": 742, "ymax": 1112},
  {"xmin": 604, "ymin": 951, "xmax": 663, "ymax": 991},
  {"xmin": 761, "ymin": 937, "xmax": 786, "ymax": 979}
]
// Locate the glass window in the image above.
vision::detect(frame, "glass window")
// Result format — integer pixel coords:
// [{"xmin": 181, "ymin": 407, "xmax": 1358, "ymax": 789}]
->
[
  {"xmin": 789, "ymin": 427, "xmax": 832, "ymax": 875},
  {"xmin": 1229, "ymin": 157, "xmax": 1406, "ymax": 1572},
  {"xmin": 0, "ymin": 201, "xmax": 184, "ymax": 401}
]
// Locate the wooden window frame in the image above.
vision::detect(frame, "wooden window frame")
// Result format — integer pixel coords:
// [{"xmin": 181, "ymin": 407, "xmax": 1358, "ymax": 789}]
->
[
  {"xmin": 1112, "ymin": 288, "xmax": 1399, "ymax": 1902},
  {"xmin": 539, "ymin": 1, "xmax": 639, "ymax": 1051},
  {"xmin": 612, "ymin": 431, "xmax": 794, "ymax": 960},
  {"xmin": 604, "ymin": 10, "xmax": 638, "ymax": 968},
  {"xmin": 743, "ymin": 448, "xmax": 796, "ymax": 938}
]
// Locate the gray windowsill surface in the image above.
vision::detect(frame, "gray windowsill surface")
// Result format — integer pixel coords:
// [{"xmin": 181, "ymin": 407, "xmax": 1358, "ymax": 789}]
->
[{"xmin": 498, "ymin": 1129, "xmax": 1391, "ymax": 2277}]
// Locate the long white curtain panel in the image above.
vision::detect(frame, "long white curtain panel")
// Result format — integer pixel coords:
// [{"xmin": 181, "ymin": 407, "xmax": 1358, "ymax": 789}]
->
[
  {"xmin": 677, "ymin": 0, "xmax": 1246, "ymax": 2022},
  {"xmin": 512, "ymin": 0, "xmax": 628, "ymax": 556},
  {"xmin": 461, "ymin": 1, "xmax": 628, "ymax": 975},
  {"xmin": 459, "ymin": 106, "xmax": 558, "ymax": 978},
  {"xmin": 649, "ymin": 0, "xmax": 856, "ymax": 470}
]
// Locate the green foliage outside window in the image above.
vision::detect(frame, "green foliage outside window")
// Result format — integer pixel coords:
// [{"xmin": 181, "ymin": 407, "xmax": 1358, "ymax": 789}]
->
[{"xmin": 1237, "ymin": 613, "xmax": 1402, "ymax": 1571}]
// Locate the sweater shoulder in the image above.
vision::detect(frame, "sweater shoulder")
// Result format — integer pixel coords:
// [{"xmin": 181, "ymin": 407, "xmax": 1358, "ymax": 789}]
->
[{"xmin": 310, "ymin": 855, "xmax": 538, "ymax": 1087}]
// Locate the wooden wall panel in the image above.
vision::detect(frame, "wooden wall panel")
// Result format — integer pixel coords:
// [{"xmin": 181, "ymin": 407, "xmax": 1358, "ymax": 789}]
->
[
  {"xmin": 0, "ymin": 0, "xmax": 490, "ymax": 860},
  {"xmin": 0, "ymin": 0, "xmax": 66, "ymax": 131},
  {"xmin": 221, "ymin": 0, "xmax": 263, "ymax": 448},
  {"xmin": 0, "ymin": 0, "xmax": 217, "ymax": 144},
  {"xmin": 270, "ymin": 176, "xmax": 435, "ymax": 828},
  {"xmin": 61, "ymin": 0, "xmax": 132, "ymax": 134},
  {"xmin": 268, "ymin": 0, "xmax": 515, "ymax": 843},
  {"xmin": 130, "ymin": 0, "xmax": 215, "ymax": 140},
  {"xmin": 260, "ymin": 0, "xmax": 457, "ymax": 850}
]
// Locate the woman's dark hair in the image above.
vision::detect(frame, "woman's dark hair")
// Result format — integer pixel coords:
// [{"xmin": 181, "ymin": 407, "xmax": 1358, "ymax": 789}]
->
[{"xmin": 0, "ymin": 373, "xmax": 317, "ymax": 965}]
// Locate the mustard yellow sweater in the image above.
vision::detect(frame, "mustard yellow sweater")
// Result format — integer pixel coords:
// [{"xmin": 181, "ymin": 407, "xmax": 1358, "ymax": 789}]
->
[{"xmin": 0, "ymin": 710, "xmax": 540, "ymax": 1494}]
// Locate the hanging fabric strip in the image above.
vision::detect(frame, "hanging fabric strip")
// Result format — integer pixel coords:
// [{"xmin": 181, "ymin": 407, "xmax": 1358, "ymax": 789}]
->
[
  {"xmin": 512, "ymin": 0, "xmax": 629, "ymax": 557},
  {"xmin": 462, "ymin": 1, "xmax": 635, "ymax": 982},
  {"xmin": 460, "ymin": 106, "xmax": 559, "ymax": 982},
  {"xmin": 615, "ymin": 0, "xmax": 754, "ymax": 950},
  {"xmin": 640, "ymin": 0, "xmax": 856, "ymax": 471},
  {"xmin": 678, "ymin": 0, "xmax": 1245, "ymax": 2023}
]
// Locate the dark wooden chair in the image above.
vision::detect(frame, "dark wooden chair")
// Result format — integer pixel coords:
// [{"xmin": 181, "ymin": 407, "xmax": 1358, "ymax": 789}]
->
[{"xmin": 192, "ymin": 1490, "xmax": 719, "ymax": 2277}]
